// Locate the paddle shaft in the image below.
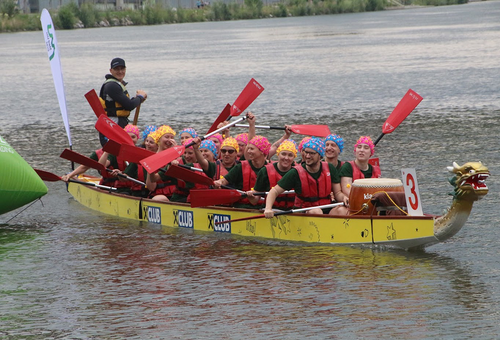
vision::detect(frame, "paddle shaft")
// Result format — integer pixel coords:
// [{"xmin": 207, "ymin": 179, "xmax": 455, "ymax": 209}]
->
[
  {"xmin": 60, "ymin": 149, "xmax": 146, "ymax": 186},
  {"xmin": 132, "ymin": 104, "xmax": 141, "ymax": 125},
  {"xmin": 214, "ymin": 202, "xmax": 344, "ymax": 225},
  {"xmin": 234, "ymin": 124, "xmax": 331, "ymax": 137},
  {"xmin": 34, "ymin": 168, "xmax": 117, "ymax": 191},
  {"xmin": 68, "ymin": 178, "xmax": 117, "ymax": 191},
  {"xmin": 236, "ymin": 124, "xmax": 286, "ymax": 130}
]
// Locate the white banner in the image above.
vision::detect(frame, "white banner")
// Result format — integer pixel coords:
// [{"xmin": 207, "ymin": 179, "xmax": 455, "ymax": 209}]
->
[{"xmin": 41, "ymin": 9, "xmax": 72, "ymax": 147}]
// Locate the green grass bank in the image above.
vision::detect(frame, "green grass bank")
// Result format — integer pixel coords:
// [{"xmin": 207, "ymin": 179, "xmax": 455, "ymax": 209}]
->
[{"xmin": 1, "ymin": 0, "xmax": 469, "ymax": 33}]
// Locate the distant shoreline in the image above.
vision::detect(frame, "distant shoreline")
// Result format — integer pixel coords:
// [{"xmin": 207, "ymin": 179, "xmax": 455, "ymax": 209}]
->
[{"xmin": 0, "ymin": 0, "xmax": 470, "ymax": 34}]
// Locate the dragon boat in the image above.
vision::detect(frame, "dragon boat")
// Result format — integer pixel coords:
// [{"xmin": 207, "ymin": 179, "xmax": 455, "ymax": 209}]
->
[{"xmin": 65, "ymin": 161, "xmax": 489, "ymax": 250}]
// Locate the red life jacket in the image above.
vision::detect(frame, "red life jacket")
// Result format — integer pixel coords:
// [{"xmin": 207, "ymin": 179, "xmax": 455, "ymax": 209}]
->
[
  {"xmin": 128, "ymin": 163, "xmax": 150, "ymax": 195},
  {"xmin": 215, "ymin": 160, "xmax": 231, "ymax": 181},
  {"xmin": 294, "ymin": 162, "xmax": 332, "ymax": 208},
  {"xmin": 149, "ymin": 158, "xmax": 180, "ymax": 198},
  {"xmin": 238, "ymin": 160, "xmax": 260, "ymax": 206},
  {"xmin": 348, "ymin": 161, "xmax": 381, "ymax": 181},
  {"xmin": 151, "ymin": 170, "xmax": 176, "ymax": 198},
  {"xmin": 265, "ymin": 163, "xmax": 295, "ymax": 209}
]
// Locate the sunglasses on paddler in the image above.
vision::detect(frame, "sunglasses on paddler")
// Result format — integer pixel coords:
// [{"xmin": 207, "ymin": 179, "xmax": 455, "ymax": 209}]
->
[{"xmin": 221, "ymin": 149, "xmax": 235, "ymax": 154}]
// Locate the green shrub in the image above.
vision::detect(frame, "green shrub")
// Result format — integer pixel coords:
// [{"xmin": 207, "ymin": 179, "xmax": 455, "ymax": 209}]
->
[
  {"xmin": 244, "ymin": 0, "xmax": 263, "ymax": 17},
  {"xmin": 78, "ymin": 2, "xmax": 99, "ymax": 27},
  {"xmin": 144, "ymin": 5, "xmax": 162, "ymax": 24},
  {"xmin": 127, "ymin": 9, "xmax": 145, "ymax": 24},
  {"xmin": 56, "ymin": 3, "xmax": 78, "ymax": 29},
  {"xmin": 0, "ymin": 0, "xmax": 18, "ymax": 17},
  {"xmin": 211, "ymin": 2, "xmax": 232, "ymax": 21}
]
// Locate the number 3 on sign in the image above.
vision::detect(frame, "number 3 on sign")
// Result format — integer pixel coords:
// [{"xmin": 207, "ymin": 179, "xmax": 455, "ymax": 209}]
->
[{"xmin": 401, "ymin": 168, "xmax": 423, "ymax": 216}]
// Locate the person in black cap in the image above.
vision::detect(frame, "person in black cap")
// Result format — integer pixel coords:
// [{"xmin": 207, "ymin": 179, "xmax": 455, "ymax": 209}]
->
[{"xmin": 98, "ymin": 57, "xmax": 148, "ymax": 146}]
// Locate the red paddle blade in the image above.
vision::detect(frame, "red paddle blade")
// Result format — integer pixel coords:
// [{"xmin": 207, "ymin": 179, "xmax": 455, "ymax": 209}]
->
[
  {"xmin": 60, "ymin": 149, "xmax": 106, "ymax": 172},
  {"xmin": 382, "ymin": 89, "xmax": 423, "ymax": 134},
  {"xmin": 85, "ymin": 89, "xmax": 106, "ymax": 118},
  {"xmin": 290, "ymin": 125, "xmax": 331, "ymax": 138},
  {"xmin": 190, "ymin": 189, "xmax": 243, "ymax": 208},
  {"xmin": 95, "ymin": 114, "xmax": 135, "ymax": 146},
  {"xmin": 140, "ymin": 146, "xmax": 185, "ymax": 173},
  {"xmin": 34, "ymin": 169, "xmax": 61, "ymax": 182},
  {"xmin": 230, "ymin": 78, "xmax": 264, "ymax": 117},
  {"xmin": 104, "ymin": 140, "xmax": 154, "ymax": 164},
  {"xmin": 165, "ymin": 165, "xmax": 214, "ymax": 186},
  {"xmin": 102, "ymin": 139, "xmax": 122, "ymax": 156},
  {"xmin": 207, "ymin": 103, "xmax": 231, "ymax": 134}
]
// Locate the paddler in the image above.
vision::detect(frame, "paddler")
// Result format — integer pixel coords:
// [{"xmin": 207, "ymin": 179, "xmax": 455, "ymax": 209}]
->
[
  {"xmin": 99, "ymin": 124, "xmax": 140, "ymax": 192},
  {"xmin": 248, "ymin": 139, "xmax": 298, "ymax": 210},
  {"xmin": 213, "ymin": 135, "xmax": 271, "ymax": 209},
  {"xmin": 191, "ymin": 138, "xmax": 218, "ymax": 181},
  {"xmin": 267, "ymin": 125, "xmax": 292, "ymax": 159},
  {"xmin": 263, "ymin": 137, "xmax": 349, "ymax": 218},
  {"xmin": 324, "ymin": 134, "xmax": 344, "ymax": 170},
  {"xmin": 296, "ymin": 136, "xmax": 311, "ymax": 164},
  {"xmin": 178, "ymin": 127, "xmax": 198, "ymax": 144},
  {"xmin": 99, "ymin": 57, "xmax": 147, "ymax": 146},
  {"xmin": 121, "ymin": 128, "xmax": 159, "ymax": 197},
  {"xmin": 144, "ymin": 125, "xmax": 179, "ymax": 201},
  {"xmin": 339, "ymin": 136, "xmax": 381, "ymax": 197},
  {"xmin": 215, "ymin": 137, "xmax": 240, "ymax": 180}
]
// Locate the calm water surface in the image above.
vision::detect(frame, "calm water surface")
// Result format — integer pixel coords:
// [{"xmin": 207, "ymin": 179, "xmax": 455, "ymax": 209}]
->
[{"xmin": 1, "ymin": 1, "xmax": 500, "ymax": 338}]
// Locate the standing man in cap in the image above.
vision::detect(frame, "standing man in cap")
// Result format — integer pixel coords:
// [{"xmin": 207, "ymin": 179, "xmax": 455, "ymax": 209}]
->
[
  {"xmin": 264, "ymin": 137, "xmax": 349, "ymax": 216},
  {"xmin": 98, "ymin": 57, "xmax": 148, "ymax": 146}
]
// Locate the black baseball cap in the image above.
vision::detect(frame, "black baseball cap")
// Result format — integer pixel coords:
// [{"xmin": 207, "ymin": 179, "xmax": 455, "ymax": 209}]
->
[{"xmin": 110, "ymin": 57, "xmax": 126, "ymax": 69}]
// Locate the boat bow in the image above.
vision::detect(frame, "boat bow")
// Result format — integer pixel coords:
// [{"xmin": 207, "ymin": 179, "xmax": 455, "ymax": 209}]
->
[{"xmin": 434, "ymin": 161, "xmax": 489, "ymax": 241}]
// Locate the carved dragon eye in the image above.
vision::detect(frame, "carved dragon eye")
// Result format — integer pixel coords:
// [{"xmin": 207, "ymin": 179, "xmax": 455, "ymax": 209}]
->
[{"xmin": 469, "ymin": 169, "xmax": 476, "ymax": 175}]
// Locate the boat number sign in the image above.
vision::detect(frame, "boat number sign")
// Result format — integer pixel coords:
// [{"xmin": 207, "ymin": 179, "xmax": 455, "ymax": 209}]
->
[{"xmin": 401, "ymin": 168, "xmax": 423, "ymax": 216}]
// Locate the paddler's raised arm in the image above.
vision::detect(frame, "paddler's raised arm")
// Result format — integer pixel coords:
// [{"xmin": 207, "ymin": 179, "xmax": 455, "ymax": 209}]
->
[
  {"xmin": 244, "ymin": 112, "xmax": 256, "ymax": 160},
  {"xmin": 192, "ymin": 137, "xmax": 209, "ymax": 172},
  {"xmin": 268, "ymin": 125, "xmax": 292, "ymax": 159}
]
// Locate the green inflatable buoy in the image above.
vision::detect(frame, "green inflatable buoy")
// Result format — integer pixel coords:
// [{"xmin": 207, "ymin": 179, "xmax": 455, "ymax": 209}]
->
[{"xmin": 0, "ymin": 135, "xmax": 48, "ymax": 215}]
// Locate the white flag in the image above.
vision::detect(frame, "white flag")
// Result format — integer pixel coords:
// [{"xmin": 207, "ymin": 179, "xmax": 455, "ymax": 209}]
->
[{"xmin": 41, "ymin": 9, "xmax": 72, "ymax": 147}]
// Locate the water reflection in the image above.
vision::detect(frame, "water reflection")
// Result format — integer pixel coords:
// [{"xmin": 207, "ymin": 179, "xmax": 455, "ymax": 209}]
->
[{"xmin": 56, "ymin": 228, "xmax": 492, "ymax": 338}]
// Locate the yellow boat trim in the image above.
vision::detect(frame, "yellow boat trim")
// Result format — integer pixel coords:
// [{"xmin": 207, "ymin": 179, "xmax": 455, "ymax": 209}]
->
[{"xmin": 67, "ymin": 179, "xmax": 438, "ymax": 250}]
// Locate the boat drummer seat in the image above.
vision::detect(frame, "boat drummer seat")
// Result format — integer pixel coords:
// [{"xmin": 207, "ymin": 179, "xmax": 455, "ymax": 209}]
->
[{"xmin": 370, "ymin": 192, "xmax": 407, "ymax": 216}]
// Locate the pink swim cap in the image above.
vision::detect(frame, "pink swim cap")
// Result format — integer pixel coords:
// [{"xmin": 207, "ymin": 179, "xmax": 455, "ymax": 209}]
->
[
  {"xmin": 124, "ymin": 124, "xmax": 140, "ymax": 139},
  {"xmin": 235, "ymin": 133, "xmax": 248, "ymax": 145},
  {"xmin": 354, "ymin": 136, "xmax": 375, "ymax": 156},
  {"xmin": 248, "ymin": 135, "xmax": 271, "ymax": 156}
]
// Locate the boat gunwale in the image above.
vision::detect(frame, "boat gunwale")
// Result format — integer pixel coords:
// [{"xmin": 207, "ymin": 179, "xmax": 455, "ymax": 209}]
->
[{"xmin": 69, "ymin": 179, "xmax": 436, "ymax": 221}]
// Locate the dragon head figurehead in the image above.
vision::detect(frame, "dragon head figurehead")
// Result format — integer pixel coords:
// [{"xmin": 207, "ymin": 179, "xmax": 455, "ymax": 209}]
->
[{"xmin": 447, "ymin": 161, "xmax": 489, "ymax": 202}]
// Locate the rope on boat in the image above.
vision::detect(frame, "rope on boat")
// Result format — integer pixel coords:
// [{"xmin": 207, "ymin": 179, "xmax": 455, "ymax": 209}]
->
[{"xmin": 348, "ymin": 190, "xmax": 408, "ymax": 216}]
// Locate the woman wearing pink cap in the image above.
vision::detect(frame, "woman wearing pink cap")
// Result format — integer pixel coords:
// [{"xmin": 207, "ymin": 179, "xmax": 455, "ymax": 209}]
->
[
  {"xmin": 213, "ymin": 135, "xmax": 270, "ymax": 209},
  {"xmin": 339, "ymin": 136, "xmax": 381, "ymax": 197}
]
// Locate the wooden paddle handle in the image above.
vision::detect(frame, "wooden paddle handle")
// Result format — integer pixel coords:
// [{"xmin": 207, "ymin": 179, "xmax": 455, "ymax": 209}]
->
[{"xmin": 132, "ymin": 104, "xmax": 141, "ymax": 125}]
